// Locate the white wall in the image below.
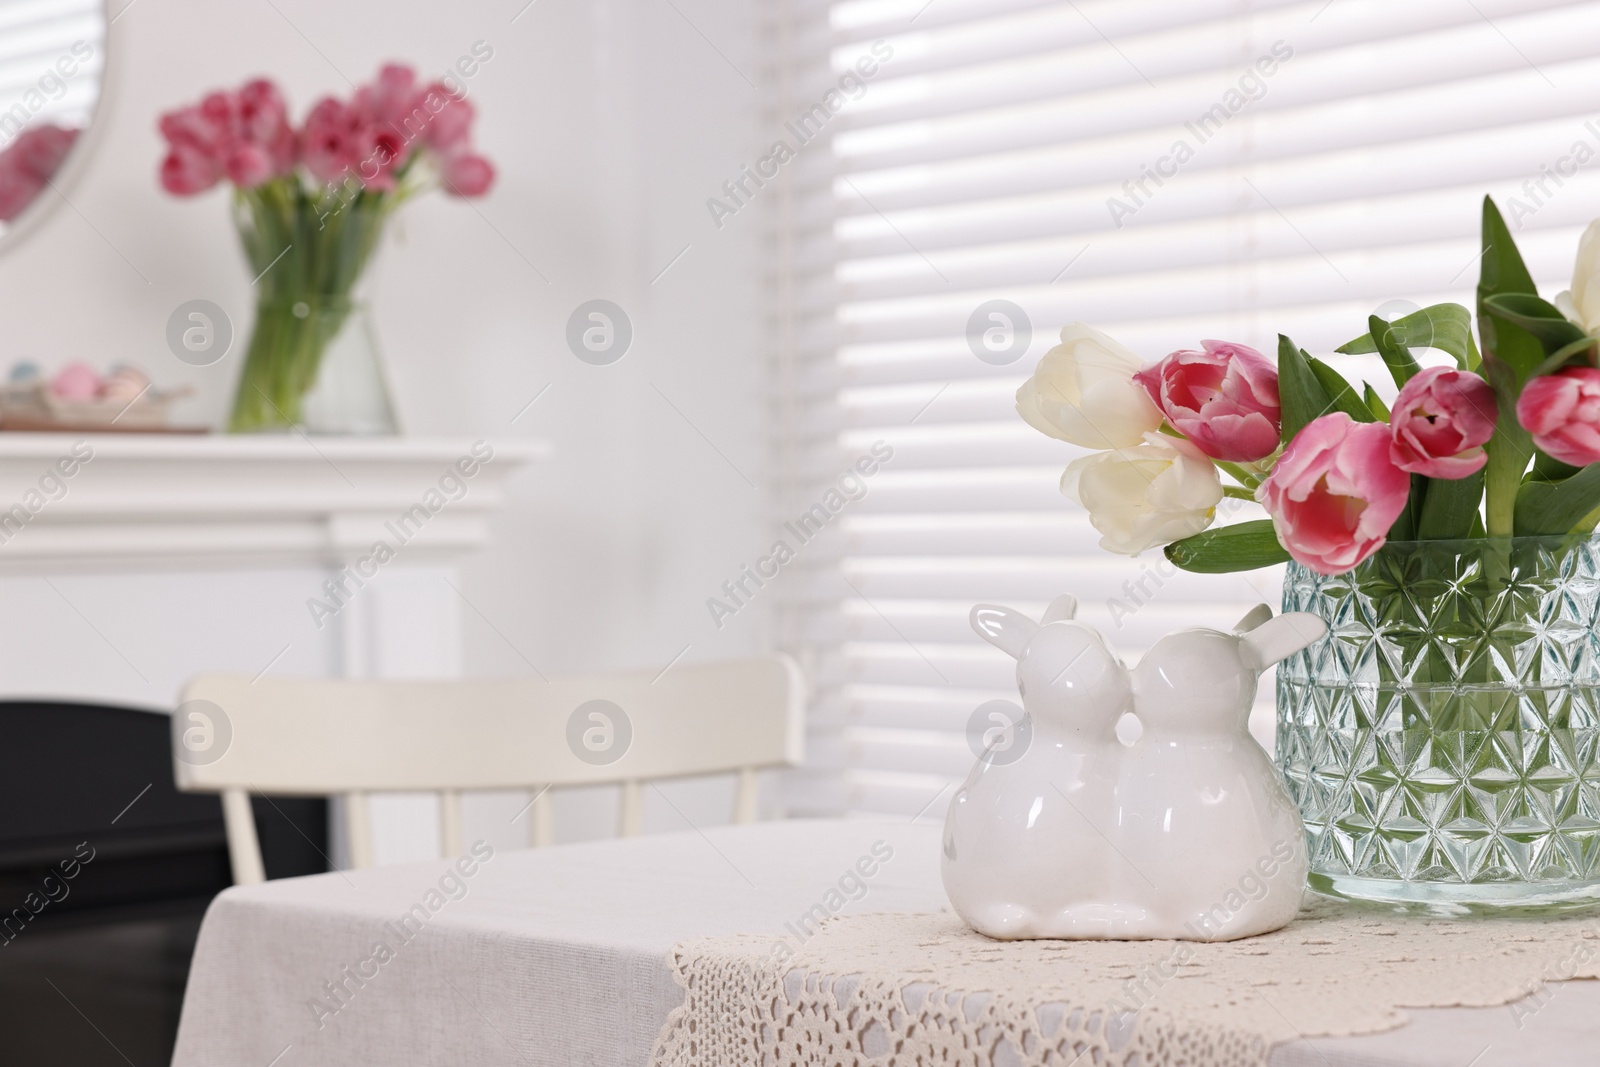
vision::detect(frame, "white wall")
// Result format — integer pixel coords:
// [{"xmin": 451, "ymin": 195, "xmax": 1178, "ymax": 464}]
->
[{"xmin": 0, "ymin": 0, "xmax": 776, "ymax": 846}]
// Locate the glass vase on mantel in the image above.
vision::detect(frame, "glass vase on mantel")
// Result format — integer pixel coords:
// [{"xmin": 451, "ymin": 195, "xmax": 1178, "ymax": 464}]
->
[
  {"xmin": 229, "ymin": 292, "xmax": 399, "ymax": 435},
  {"xmin": 227, "ymin": 192, "xmax": 399, "ymax": 435},
  {"xmin": 1277, "ymin": 536, "xmax": 1600, "ymax": 911}
]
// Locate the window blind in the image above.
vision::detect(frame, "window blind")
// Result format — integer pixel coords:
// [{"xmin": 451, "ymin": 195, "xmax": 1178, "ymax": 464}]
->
[
  {"xmin": 0, "ymin": 0, "xmax": 104, "ymax": 141},
  {"xmin": 770, "ymin": 0, "xmax": 1600, "ymax": 819}
]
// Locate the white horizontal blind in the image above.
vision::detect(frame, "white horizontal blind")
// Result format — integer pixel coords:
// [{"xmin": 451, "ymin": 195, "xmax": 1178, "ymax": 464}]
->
[
  {"xmin": 0, "ymin": 0, "xmax": 103, "ymax": 142},
  {"xmin": 773, "ymin": 0, "xmax": 1600, "ymax": 818}
]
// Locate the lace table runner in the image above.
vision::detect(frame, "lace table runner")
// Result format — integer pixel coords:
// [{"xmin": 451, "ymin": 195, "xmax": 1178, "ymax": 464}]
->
[{"xmin": 650, "ymin": 898, "xmax": 1600, "ymax": 1067}]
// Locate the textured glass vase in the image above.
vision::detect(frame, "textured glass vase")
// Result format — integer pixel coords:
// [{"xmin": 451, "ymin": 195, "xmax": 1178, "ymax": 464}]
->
[{"xmin": 1277, "ymin": 536, "xmax": 1600, "ymax": 910}]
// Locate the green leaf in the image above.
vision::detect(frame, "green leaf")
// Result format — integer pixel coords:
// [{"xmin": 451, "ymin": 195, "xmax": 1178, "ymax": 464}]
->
[
  {"xmin": 1478, "ymin": 196, "xmax": 1537, "ymax": 301},
  {"xmin": 1388, "ymin": 474, "xmax": 1424, "ymax": 541},
  {"xmin": 1482, "ymin": 316, "xmax": 1545, "ymax": 389},
  {"xmin": 1486, "ymin": 415, "xmax": 1534, "ymax": 538},
  {"xmin": 1529, "ymin": 451, "xmax": 1580, "ymax": 484},
  {"xmin": 1483, "ymin": 293, "xmax": 1587, "ymax": 355},
  {"xmin": 1362, "ymin": 381, "xmax": 1390, "ymax": 421},
  {"xmin": 1307, "ymin": 355, "xmax": 1375, "ymax": 422},
  {"xmin": 1528, "ymin": 334, "xmax": 1598, "ymax": 380},
  {"xmin": 1515, "ymin": 464, "xmax": 1600, "ymax": 536},
  {"xmin": 1365, "ymin": 314, "xmax": 1423, "ymax": 386},
  {"xmin": 1277, "ymin": 334, "xmax": 1332, "ymax": 442},
  {"xmin": 1337, "ymin": 305, "xmax": 1473, "ymax": 370},
  {"xmin": 1477, "ymin": 197, "xmax": 1543, "ymax": 537},
  {"xmin": 1165, "ymin": 520, "xmax": 1290, "ymax": 573},
  {"xmin": 1477, "ymin": 196, "xmax": 1545, "ymax": 388},
  {"xmin": 1415, "ymin": 470, "xmax": 1484, "ymax": 540}
]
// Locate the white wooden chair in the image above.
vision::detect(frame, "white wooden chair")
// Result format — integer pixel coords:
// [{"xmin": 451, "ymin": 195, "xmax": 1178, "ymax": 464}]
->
[{"xmin": 171, "ymin": 655, "xmax": 804, "ymax": 885}]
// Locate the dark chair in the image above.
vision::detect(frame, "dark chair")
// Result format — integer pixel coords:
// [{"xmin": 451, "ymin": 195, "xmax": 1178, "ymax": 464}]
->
[{"xmin": 0, "ymin": 701, "xmax": 326, "ymax": 1067}]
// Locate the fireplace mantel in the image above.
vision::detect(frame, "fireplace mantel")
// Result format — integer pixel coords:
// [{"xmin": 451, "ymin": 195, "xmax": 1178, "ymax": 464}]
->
[
  {"xmin": 0, "ymin": 433, "xmax": 550, "ymax": 868},
  {"xmin": 0, "ymin": 433, "xmax": 549, "ymax": 573}
]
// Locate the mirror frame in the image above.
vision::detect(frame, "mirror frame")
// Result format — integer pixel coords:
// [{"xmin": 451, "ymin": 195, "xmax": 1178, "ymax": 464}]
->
[{"xmin": 0, "ymin": 0, "xmax": 116, "ymax": 254}]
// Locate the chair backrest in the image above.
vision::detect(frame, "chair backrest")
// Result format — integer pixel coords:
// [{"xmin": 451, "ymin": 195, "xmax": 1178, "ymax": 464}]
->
[{"xmin": 172, "ymin": 655, "xmax": 804, "ymax": 884}]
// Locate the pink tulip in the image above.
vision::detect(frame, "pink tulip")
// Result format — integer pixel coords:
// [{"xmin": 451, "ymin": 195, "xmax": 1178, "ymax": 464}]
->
[
  {"xmin": 0, "ymin": 125, "xmax": 79, "ymax": 218},
  {"xmin": 0, "ymin": 161, "xmax": 34, "ymax": 210},
  {"xmin": 1517, "ymin": 366, "xmax": 1600, "ymax": 466},
  {"xmin": 300, "ymin": 97, "xmax": 363, "ymax": 186},
  {"xmin": 237, "ymin": 79, "xmax": 288, "ymax": 138},
  {"xmin": 356, "ymin": 125, "xmax": 412, "ymax": 191},
  {"xmin": 159, "ymin": 105, "xmax": 227, "ymax": 156},
  {"xmin": 1257, "ymin": 413, "xmax": 1411, "ymax": 575},
  {"xmin": 159, "ymin": 80, "xmax": 296, "ymax": 192},
  {"xmin": 417, "ymin": 84, "xmax": 474, "ymax": 152},
  {"xmin": 0, "ymin": 167, "xmax": 42, "ymax": 221},
  {"xmin": 197, "ymin": 90, "xmax": 235, "ymax": 136},
  {"xmin": 158, "ymin": 107, "xmax": 228, "ymax": 195},
  {"xmin": 441, "ymin": 152, "xmax": 494, "ymax": 197},
  {"xmin": 1134, "ymin": 340, "xmax": 1281, "ymax": 462},
  {"xmin": 223, "ymin": 142, "xmax": 274, "ymax": 188},
  {"xmin": 14, "ymin": 125, "xmax": 77, "ymax": 176},
  {"xmin": 160, "ymin": 144, "xmax": 221, "ymax": 196},
  {"xmin": 1388, "ymin": 366, "xmax": 1498, "ymax": 478},
  {"xmin": 303, "ymin": 94, "xmax": 417, "ymax": 191},
  {"xmin": 357, "ymin": 64, "xmax": 420, "ymax": 128},
  {"xmin": 237, "ymin": 79, "xmax": 297, "ymax": 175}
]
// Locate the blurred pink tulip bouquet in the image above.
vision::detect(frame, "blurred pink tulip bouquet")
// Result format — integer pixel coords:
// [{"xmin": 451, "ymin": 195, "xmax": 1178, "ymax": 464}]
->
[
  {"xmin": 1020, "ymin": 197, "xmax": 1600, "ymax": 577},
  {"xmin": 160, "ymin": 67, "xmax": 494, "ymax": 200},
  {"xmin": 158, "ymin": 64, "xmax": 495, "ymax": 431}
]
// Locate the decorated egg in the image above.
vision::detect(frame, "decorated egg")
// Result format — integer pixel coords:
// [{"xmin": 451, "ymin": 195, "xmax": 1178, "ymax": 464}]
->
[
  {"xmin": 101, "ymin": 365, "xmax": 150, "ymax": 403},
  {"xmin": 50, "ymin": 362, "xmax": 101, "ymax": 401}
]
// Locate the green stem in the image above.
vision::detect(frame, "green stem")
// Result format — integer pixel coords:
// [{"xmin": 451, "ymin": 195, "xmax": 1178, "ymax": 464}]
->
[
  {"xmin": 226, "ymin": 185, "xmax": 387, "ymax": 433},
  {"xmin": 1222, "ymin": 484, "xmax": 1255, "ymax": 500},
  {"xmin": 1216, "ymin": 461, "xmax": 1261, "ymax": 490},
  {"xmin": 1483, "ymin": 425, "xmax": 1530, "ymax": 538}
]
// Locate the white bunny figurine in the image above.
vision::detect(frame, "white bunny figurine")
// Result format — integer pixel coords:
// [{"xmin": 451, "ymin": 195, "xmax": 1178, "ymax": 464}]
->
[
  {"xmin": 1114, "ymin": 605, "xmax": 1326, "ymax": 940},
  {"xmin": 943, "ymin": 594, "xmax": 1145, "ymax": 940},
  {"xmin": 943, "ymin": 597, "xmax": 1327, "ymax": 942}
]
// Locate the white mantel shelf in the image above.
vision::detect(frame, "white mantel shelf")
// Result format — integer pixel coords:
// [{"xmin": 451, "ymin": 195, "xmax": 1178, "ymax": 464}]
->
[{"xmin": 0, "ymin": 433, "xmax": 550, "ymax": 573}]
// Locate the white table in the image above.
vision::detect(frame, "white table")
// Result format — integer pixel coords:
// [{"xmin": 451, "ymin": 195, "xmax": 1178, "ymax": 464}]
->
[{"xmin": 171, "ymin": 819, "xmax": 1596, "ymax": 1066}]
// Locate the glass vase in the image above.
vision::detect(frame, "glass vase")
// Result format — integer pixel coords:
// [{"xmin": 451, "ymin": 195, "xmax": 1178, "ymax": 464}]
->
[
  {"xmin": 227, "ymin": 296, "xmax": 398, "ymax": 435},
  {"xmin": 226, "ymin": 180, "xmax": 397, "ymax": 434},
  {"xmin": 1277, "ymin": 536, "xmax": 1600, "ymax": 910}
]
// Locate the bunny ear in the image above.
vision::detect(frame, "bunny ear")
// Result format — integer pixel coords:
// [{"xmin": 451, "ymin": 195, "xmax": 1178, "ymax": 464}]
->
[
  {"xmin": 970, "ymin": 604, "xmax": 1039, "ymax": 660},
  {"xmin": 1234, "ymin": 603, "xmax": 1274, "ymax": 634},
  {"xmin": 1239, "ymin": 612, "xmax": 1327, "ymax": 670},
  {"xmin": 1041, "ymin": 594, "xmax": 1078, "ymax": 624}
]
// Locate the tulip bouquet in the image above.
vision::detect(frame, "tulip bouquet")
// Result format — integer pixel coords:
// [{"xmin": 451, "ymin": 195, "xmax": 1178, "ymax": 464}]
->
[
  {"xmin": 1020, "ymin": 197, "xmax": 1600, "ymax": 906},
  {"xmin": 1020, "ymin": 198, "xmax": 1600, "ymax": 577},
  {"xmin": 158, "ymin": 65, "xmax": 495, "ymax": 432}
]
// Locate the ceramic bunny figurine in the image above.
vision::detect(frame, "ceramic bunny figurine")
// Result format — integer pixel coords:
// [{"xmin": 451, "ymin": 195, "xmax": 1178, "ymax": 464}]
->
[
  {"xmin": 942, "ymin": 598, "xmax": 1326, "ymax": 942},
  {"xmin": 943, "ymin": 594, "xmax": 1143, "ymax": 940},
  {"xmin": 1113, "ymin": 605, "xmax": 1325, "ymax": 940}
]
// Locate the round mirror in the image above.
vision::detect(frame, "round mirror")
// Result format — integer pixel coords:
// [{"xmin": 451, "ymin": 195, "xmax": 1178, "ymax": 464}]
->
[{"xmin": 0, "ymin": 0, "xmax": 106, "ymax": 239}]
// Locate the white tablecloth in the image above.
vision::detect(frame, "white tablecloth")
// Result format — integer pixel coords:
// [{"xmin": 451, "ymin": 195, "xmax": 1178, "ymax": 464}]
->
[
  {"xmin": 171, "ymin": 819, "xmax": 1599, "ymax": 1067},
  {"xmin": 172, "ymin": 819, "xmax": 945, "ymax": 1067}
]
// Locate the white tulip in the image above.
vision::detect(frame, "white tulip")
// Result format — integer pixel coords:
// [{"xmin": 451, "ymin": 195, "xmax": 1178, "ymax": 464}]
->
[
  {"xmin": 1061, "ymin": 433, "xmax": 1223, "ymax": 555},
  {"xmin": 1016, "ymin": 323, "xmax": 1162, "ymax": 449},
  {"xmin": 1556, "ymin": 219, "xmax": 1600, "ymax": 334}
]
